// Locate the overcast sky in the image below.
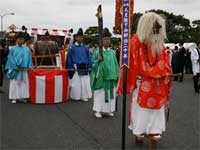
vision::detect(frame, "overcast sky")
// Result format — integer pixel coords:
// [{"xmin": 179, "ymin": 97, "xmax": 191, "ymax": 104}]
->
[{"xmin": 0, "ymin": 0, "xmax": 199, "ymax": 32}]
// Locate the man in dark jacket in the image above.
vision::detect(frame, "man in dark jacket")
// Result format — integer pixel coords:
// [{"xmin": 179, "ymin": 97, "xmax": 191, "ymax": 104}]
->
[
  {"xmin": 0, "ymin": 39, "xmax": 9, "ymax": 93},
  {"xmin": 178, "ymin": 41, "xmax": 186, "ymax": 82},
  {"xmin": 172, "ymin": 46, "xmax": 180, "ymax": 81}
]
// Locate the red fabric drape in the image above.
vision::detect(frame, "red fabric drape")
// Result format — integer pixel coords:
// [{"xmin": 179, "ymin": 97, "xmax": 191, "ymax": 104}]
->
[{"xmin": 114, "ymin": 0, "xmax": 134, "ymax": 34}]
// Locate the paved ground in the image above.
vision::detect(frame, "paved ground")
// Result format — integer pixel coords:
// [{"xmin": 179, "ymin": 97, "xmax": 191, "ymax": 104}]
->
[{"xmin": 0, "ymin": 75, "xmax": 199, "ymax": 150}]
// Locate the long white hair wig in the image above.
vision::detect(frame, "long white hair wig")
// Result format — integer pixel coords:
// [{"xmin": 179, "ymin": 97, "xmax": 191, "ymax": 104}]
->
[{"xmin": 136, "ymin": 12, "xmax": 167, "ymax": 55}]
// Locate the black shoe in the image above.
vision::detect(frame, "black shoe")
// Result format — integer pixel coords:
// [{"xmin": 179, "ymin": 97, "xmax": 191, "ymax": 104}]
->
[{"xmin": 18, "ymin": 99, "xmax": 30, "ymax": 103}]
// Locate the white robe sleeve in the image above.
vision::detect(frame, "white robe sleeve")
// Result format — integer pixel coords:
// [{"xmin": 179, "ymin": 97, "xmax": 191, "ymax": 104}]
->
[
  {"xmin": 191, "ymin": 49, "xmax": 198, "ymax": 64},
  {"xmin": 191, "ymin": 49, "xmax": 200, "ymax": 76}
]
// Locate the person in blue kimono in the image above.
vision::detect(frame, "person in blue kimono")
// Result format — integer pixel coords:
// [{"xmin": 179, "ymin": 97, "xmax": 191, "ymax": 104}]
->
[
  {"xmin": 66, "ymin": 28, "xmax": 92, "ymax": 101},
  {"xmin": 5, "ymin": 32, "xmax": 33, "ymax": 103}
]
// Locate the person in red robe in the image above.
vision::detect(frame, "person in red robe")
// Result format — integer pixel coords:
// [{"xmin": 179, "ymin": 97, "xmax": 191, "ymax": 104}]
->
[{"xmin": 117, "ymin": 12, "xmax": 172, "ymax": 150}]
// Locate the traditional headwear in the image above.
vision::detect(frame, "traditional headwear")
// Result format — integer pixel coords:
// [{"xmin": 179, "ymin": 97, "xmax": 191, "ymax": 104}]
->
[
  {"xmin": 102, "ymin": 28, "xmax": 111, "ymax": 38},
  {"xmin": 136, "ymin": 12, "xmax": 167, "ymax": 43},
  {"xmin": 76, "ymin": 28, "xmax": 83, "ymax": 36},
  {"xmin": 179, "ymin": 41, "xmax": 184, "ymax": 46},
  {"xmin": 22, "ymin": 25, "xmax": 27, "ymax": 31},
  {"xmin": 21, "ymin": 25, "xmax": 30, "ymax": 41},
  {"xmin": 69, "ymin": 28, "xmax": 73, "ymax": 33},
  {"xmin": 16, "ymin": 31, "xmax": 25, "ymax": 39},
  {"xmin": 44, "ymin": 31, "xmax": 50, "ymax": 36}
]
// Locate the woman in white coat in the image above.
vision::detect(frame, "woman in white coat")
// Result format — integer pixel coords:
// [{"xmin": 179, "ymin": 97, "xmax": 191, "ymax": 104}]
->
[{"xmin": 191, "ymin": 42, "xmax": 200, "ymax": 93}]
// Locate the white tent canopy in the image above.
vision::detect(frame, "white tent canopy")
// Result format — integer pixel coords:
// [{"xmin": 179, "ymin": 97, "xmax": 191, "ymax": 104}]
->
[
  {"xmin": 164, "ymin": 43, "xmax": 176, "ymax": 50},
  {"xmin": 183, "ymin": 43, "xmax": 197, "ymax": 50},
  {"xmin": 164, "ymin": 42, "xmax": 197, "ymax": 51},
  {"xmin": 27, "ymin": 28, "xmax": 69, "ymax": 36}
]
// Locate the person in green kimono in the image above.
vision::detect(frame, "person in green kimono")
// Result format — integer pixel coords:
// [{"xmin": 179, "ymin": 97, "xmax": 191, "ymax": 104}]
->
[{"xmin": 92, "ymin": 28, "xmax": 119, "ymax": 118}]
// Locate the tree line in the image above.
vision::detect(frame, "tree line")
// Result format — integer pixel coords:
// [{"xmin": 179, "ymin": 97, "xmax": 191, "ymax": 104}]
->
[{"xmin": 83, "ymin": 9, "xmax": 200, "ymax": 47}]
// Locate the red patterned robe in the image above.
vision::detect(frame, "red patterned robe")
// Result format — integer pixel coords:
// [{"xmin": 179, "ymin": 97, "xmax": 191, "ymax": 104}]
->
[
  {"xmin": 117, "ymin": 35, "xmax": 172, "ymax": 137},
  {"xmin": 117, "ymin": 35, "xmax": 172, "ymax": 109}
]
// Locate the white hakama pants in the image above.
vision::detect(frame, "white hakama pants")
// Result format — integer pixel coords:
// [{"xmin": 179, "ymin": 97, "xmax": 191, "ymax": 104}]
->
[
  {"xmin": 70, "ymin": 72, "xmax": 92, "ymax": 100},
  {"xmin": 93, "ymin": 88, "xmax": 116, "ymax": 113},
  {"xmin": 9, "ymin": 71, "xmax": 30, "ymax": 100},
  {"xmin": 129, "ymin": 80, "xmax": 166, "ymax": 136}
]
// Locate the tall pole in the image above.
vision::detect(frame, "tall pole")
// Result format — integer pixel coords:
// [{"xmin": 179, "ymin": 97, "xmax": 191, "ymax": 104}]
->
[
  {"xmin": 95, "ymin": 4, "xmax": 103, "ymax": 79},
  {"xmin": 122, "ymin": 67, "xmax": 127, "ymax": 150},
  {"xmin": 1, "ymin": 16, "xmax": 3, "ymax": 32},
  {"xmin": 0, "ymin": 13, "xmax": 15, "ymax": 32},
  {"xmin": 96, "ymin": 5, "xmax": 103, "ymax": 58},
  {"xmin": 121, "ymin": 0, "xmax": 132, "ymax": 150}
]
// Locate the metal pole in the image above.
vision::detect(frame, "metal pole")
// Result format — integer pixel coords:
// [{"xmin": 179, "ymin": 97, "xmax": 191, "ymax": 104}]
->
[
  {"xmin": 122, "ymin": 66, "xmax": 127, "ymax": 150},
  {"xmin": 1, "ymin": 16, "xmax": 3, "ymax": 31},
  {"xmin": 0, "ymin": 13, "xmax": 15, "ymax": 32}
]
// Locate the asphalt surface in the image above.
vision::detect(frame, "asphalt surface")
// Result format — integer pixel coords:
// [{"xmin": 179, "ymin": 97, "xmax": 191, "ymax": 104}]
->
[{"xmin": 0, "ymin": 75, "xmax": 199, "ymax": 150}]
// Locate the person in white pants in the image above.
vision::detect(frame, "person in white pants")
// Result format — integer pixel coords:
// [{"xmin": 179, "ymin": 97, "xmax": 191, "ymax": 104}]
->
[{"xmin": 66, "ymin": 28, "xmax": 92, "ymax": 101}]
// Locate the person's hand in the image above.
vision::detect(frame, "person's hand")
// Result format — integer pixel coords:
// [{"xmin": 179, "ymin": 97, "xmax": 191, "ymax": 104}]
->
[
  {"xmin": 88, "ymin": 68, "xmax": 92, "ymax": 73},
  {"xmin": 73, "ymin": 64, "xmax": 77, "ymax": 72},
  {"xmin": 164, "ymin": 101, "xmax": 170, "ymax": 110},
  {"xmin": 98, "ymin": 55, "xmax": 103, "ymax": 62},
  {"xmin": 154, "ymin": 75, "xmax": 162, "ymax": 79}
]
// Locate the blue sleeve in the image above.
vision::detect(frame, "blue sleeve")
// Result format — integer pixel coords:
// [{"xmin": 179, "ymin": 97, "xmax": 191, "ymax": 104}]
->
[
  {"xmin": 66, "ymin": 47, "xmax": 75, "ymax": 79},
  {"xmin": 66, "ymin": 47, "xmax": 73, "ymax": 69},
  {"xmin": 4, "ymin": 48, "xmax": 18, "ymax": 79},
  {"xmin": 5, "ymin": 48, "xmax": 14, "ymax": 70},
  {"xmin": 86, "ymin": 46, "xmax": 92, "ymax": 68}
]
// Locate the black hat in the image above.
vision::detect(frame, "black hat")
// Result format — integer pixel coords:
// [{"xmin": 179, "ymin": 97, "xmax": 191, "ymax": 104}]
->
[
  {"xmin": 102, "ymin": 28, "xmax": 111, "ymax": 38},
  {"xmin": 69, "ymin": 28, "xmax": 73, "ymax": 33},
  {"xmin": 179, "ymin": 41, "xmax": 184, "ymax": 46},
  {"xmin": 44, "ymin": 31, "xmax": 50, "ymax": 36},
  {"xmin": 22, "ymin": 25, "xmax": 27, "ymax": 31},
  {"xmin": 77, "ymin": 28, "xmax": 83, "ymax": 36},
  {"xmin": 16, "ymin": 31, "xmax": 25, "ymax": 39}
]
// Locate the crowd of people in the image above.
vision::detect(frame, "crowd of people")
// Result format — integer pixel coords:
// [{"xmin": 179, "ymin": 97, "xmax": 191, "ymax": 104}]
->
[
  {"xmin": 166, "ymin": 41, "xmax": 200, "ymax": 93},
  {"xmin": 0, "ymin": 12, "xmax": 199, "ymax": 150}
]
